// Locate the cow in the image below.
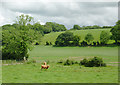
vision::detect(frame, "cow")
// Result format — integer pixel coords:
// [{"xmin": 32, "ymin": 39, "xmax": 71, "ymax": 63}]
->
[{"xmin": 41, "ymin": 62, "xmax": 50, "ymax": 69}]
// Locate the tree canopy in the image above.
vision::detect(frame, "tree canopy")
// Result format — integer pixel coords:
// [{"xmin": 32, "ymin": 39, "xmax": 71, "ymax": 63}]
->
[
  {"xmin": 2, "ymin": 14, "xmax": 41, "ymax": 60},
  {"xmin": 110, "ymin": 20, "xmax": 120, "ymax": 43},
  {"xmin": 55, "ymin": 31, "xmax": 80, "ymax": 46},
  {"xmin": 100, "ymin": 31, "xmax": 110, "ymax": 45},
  {"xmin": 85, "ymin": 33, "xmax": 94, "ymax": 43}
]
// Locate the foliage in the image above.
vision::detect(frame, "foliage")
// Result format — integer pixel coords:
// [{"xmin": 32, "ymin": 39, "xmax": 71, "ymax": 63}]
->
[
  {"xmin": 64, "ymin": 59, "xmax": 75, "ymax": 65},
  {"xmin": 100, "ymin": 31, "xmax": 110, "ymax": 45},
  {"xmin": 45, "ymin": 22, "xmax": 67, "ymax": 32},
  {"xmin": 80, "ymin": 58, "xmax": 88, "ymax": 66},
  {"xmin": 15, "ymin": 14, "xmax": 34, "ymax": 26},
  {"xmin": 2, "ymin": 14, "xmax": 41, "ymax": 60},
  {"xmin": 73, "ymin": 25, "xmax": 82, "ymax": 30},
  {"xmin": 72, "ymin": 35, "xmax": 81, "ymax": 46},
  {"xmin": 46, "ymin": 41, "xmax": 50, "ymax": 45},
  {"xmin": 80, "ymin": 57, "xmax": 106, "ymax": 67},
  {"xmin": 80, "ymin": 40, "xmax": 88, "ymax": 46},
  {"xmin": 55, "ymin": 31, "xmax": 80, "ymax": 46},
  {"xmin": 93, "ymin": 41, "xmax": 97, "ymax": 46},
  {"xmin": 110, "ymin": 20, "xmax": 120, "ymax": 44},
  {"xmin": 85, "ymin": 33, "xmax": 94, "ymax": 43},
  {"xmin": 46, "ymin": 41, "xmax": 52, "ymax": 45}
]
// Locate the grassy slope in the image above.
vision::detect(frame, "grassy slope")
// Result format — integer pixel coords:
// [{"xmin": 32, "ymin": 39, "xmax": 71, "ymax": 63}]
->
[
  {"xmin": 2, "ymin": 46, "xmax": 118, "ymax": 83},
  {"xmin": 40, "ymin": 29, "xmax": 114, "ymax": 45}
]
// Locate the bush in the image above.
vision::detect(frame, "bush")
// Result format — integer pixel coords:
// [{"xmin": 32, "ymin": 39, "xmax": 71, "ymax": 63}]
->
[
  {"xmin": 97, "ymin": 41, "xmax": 100, "ymax": 46},
  {"xmin": 81, "ymin": 40, "xmax": 88, "ymax": 46},
  {"xmin": 46, "ymin": 41, "xmax": 49, "ymax": 45},
  {"xmin": 64, "ymin": 59, "xmax": 75, "ymax": 65},
  {"xmin": 93, "ymin": 41, "xmax": 97, "ymax": 46},
  {"xmin": 35, "ymin": 42, "xmax": 39, "ymax": 45},
  {"xmin": 50, "ymin": 42, "xmax": 52, "ymax": 45},
  {"xmin": 80, "ymin": 58, "xmax": 88, "ymax": 66},
  {"xmin": 80, "ymin": 57, "xmax": 106, "ymax": 67}
]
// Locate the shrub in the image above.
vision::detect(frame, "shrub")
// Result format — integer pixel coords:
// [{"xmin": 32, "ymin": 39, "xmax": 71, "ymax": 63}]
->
[
  {"xmin": 81, "ymin": 40, "xmax": 88, "ymax": 46},
  {"xmin": 35, "ymin": 42, "xmax": 39, "ymax": 45},
  {"xmin": 80, "ymin": 57, "xmax": 106, "ymax": 67},
  {"xmin": 97, "ymin": 41, "xmax": 100, "ymax": 46},
  {"xmin": 80, "ymin": 58, "xmax": 88, "ymax": 66},
  {"xmin": 46, "ymin": 41, "xmax": 49, "ymax": 45},
  {"xmin": 75, "ymin": 61, "xmax": 78, "ymax": 64},
  {"xmin": 64, "ymin": 59, "xmax": 75, "ymax": 65},
  {"xmin": 64, "ymin": 59, "xmax": 71, "ymax": 65},
  {"xmin": 50, "ymin": 42, "xmax": 52, "ymax": 45},
  {"xmin": 93, "ymin": 41, "xmax": 97, "ymax": 46}
]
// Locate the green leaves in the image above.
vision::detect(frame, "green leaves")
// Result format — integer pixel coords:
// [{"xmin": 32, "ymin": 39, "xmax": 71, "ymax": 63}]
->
[
  {"xmin": 110, "ymin": 21, "xmax": 120, "ymax": 43},
  {"xmin": 2, "ymin": 14, "xmax": 42, "ymax": 60},
  {"xmin": 100, "ymin": 31, "xmax": 110, "ymax": 45},
  {"xmin": 55, "ymin": 31, "xmax": 80, "ymax": 46},
  {"xmin": 85, "ymin": 33, "xmax": 94, "ymax": 43}
]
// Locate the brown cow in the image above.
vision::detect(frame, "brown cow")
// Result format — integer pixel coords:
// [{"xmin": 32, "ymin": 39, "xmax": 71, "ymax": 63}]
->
[
  {"xmin": 41, "ymin": 62, "xmax": 50, "ymax": 69},
  {"xmin": 41, "ymin": 65, "xmax": 50, "ymax": 69}
]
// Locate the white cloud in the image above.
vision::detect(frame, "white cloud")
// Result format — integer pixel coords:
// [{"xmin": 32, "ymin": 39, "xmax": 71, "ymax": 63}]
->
[{"xmin": 0, "ymin": 0, "xmax": 118, "ymax": 29}]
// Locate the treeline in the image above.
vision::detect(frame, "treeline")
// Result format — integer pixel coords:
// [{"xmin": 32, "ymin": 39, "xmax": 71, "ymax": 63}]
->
[
  {"xmin": 2, "ymin": 22, "xmax": 67, "ymax": 36},
  {"xmin": 2, "ymin": 14, "xmax": 67, "ymax": 60},
  {"xmin": 70, "ymin": 25, "xmax": 113, "ymax": 30},
  {"xmin": 2, "ymin": 14, "xmax": 120, "ymax": 60},
  {"xmin": 54, "ymin": 31, "xmax": 110, "ymax": 47},
  {"xmin": 55, "ymin": 20, "xmax": 120, "ymax": 47}
]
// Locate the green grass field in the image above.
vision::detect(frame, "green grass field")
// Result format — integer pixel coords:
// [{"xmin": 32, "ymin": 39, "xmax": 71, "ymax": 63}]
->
[
  {"xmin": 40, "ymin": 29, "xmax": 114, "ymax": 45},
  {"xmin": 2, "ymin": 46, "xmax": 118, "ymax": 83}
]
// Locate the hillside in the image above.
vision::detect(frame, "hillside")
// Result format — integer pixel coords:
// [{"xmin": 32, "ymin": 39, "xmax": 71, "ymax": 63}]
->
[{"xmin": 40, "ymin": 28, "xmax": 114, "ymax": 45}]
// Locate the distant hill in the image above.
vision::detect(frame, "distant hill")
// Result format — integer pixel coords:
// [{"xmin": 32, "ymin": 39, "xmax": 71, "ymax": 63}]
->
[{"xmin": 40, "ymin": 29, "xmax": 114, "ymax": 45}]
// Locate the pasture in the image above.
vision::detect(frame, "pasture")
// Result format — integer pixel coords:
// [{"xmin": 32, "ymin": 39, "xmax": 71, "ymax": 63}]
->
[
  {"xmin": 40, "ymin": 28, "xmax": 114, "ymax": 45},
  {"xmin": 2, "ymin": 46, "xmax": 118, "ymax": 83}
]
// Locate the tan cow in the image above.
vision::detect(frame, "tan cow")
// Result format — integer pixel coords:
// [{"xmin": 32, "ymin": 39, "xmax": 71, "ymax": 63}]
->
[{"xmin": 41, "ymin": 62, "xmax": 50, "ymax": 69}]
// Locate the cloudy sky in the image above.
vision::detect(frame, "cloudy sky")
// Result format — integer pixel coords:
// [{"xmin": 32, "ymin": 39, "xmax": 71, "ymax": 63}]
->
[{"xmin": 0, "ymin": 0, "xmax": 119, "ymax": 29}]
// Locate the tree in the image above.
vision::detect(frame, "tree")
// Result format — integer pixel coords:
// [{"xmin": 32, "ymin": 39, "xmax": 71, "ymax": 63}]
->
[
  {"xmin": 110, "ymin": 20, "xmax": 120, "ymax": 44},
  {"xmin": 100, "ymin": 31, "xmax": 110, "ymax": 45},
  {"xmin": 15, "ymin": 14, "xmax": 34, "ymax": 26},
  {"xmin": 55, "ymin": 31, "xmax": 80, "ymax": 46},
  {"xmin": 2, "ymin": 14, "xmax": 40, "ymax": 60},
  {"xmin": 45, "ymin": 22, "xmax": 67, "ymax": 32},
  {"xmin": 55, "ymin": 31, "xmax": 74, "ymax": 46},
  {"xmin": 73, "ymin": 25, "xmax": 82, "ymax": 30},
  {"xmin": 85, "ymin": 33, "xmax": 94, "ymax": 44},
  {"xmin": 72, "ymin": 35, "xmax": 80, "ymax": 46},
  {"xmin": 32, "ymin": 22, "xmax": 45, "ymax": 35}
]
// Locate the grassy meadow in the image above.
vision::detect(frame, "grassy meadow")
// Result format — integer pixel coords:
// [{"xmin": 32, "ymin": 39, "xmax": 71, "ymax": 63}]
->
[
  {"xmin": 2, "ymin": 46, "xmax": 118, "ymax": 83},
  {"xmin": 40, "ymin": 28, "xmax": 114, "ymax": 45}
]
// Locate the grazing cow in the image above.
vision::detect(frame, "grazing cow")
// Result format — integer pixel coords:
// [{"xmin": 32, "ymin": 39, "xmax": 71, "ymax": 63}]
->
[
  {"xmin": 41, "ymin": 65, "xmax": 50, "ymax": 69},
  {"xmin": 41, "ymin": 62, "xmax": 50, "ymax": 69}
]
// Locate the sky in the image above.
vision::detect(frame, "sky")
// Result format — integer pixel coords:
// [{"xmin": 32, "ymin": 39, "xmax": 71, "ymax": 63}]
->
[{"xmin": 0, "ymin": 0, "xmax": 119, "ymax": 29}]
